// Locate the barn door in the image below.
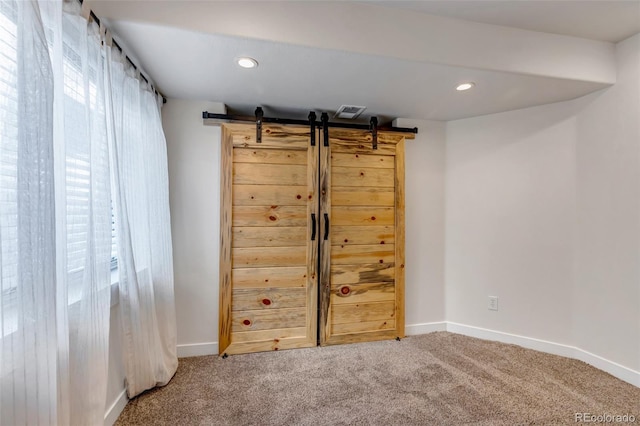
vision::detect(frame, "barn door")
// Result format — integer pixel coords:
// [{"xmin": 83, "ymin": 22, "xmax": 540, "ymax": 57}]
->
[
  {"xmin": 219, "ymin": 123, "xmax": 318, "ymax": 355},
  {"xmin": 319, "ymin": 129, "xmax": 405, "ymax": 345}
]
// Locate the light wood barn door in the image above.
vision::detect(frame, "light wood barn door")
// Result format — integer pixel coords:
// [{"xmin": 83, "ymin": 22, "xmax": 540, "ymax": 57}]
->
[
  {"xmin": 319, "ymin": 129, "xmax": 405, "ymax": 346},
  {"xmin": 219, "ymin": 123, "xmax": 318, "ymax": 355}
]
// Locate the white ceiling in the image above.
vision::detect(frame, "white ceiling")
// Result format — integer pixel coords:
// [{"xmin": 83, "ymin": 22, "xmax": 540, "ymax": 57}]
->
[
  {"xmin": 368, "ymin": 1, "xmax": 640, "ymax": 43},
  {"xmin": 91, "ymin": 0, "xmax": 638, "ymax": 121},
  {"xmin": 110, "ymin": 21, "xmax": 606, "ymax": 121}
]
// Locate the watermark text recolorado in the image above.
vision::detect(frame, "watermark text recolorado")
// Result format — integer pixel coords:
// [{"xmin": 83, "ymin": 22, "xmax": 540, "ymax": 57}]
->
[{"xmin": 575, "ymin": 413, "xmax": 636, "ymax": 423}]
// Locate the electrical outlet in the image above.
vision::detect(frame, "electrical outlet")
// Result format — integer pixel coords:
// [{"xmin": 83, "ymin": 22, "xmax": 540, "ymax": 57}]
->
[{"xmin": 488, "ymin": 296, "xmax": 499, "ymax": 311}]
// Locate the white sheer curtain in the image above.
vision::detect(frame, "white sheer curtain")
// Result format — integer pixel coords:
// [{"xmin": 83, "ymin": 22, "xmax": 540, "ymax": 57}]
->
[
  {"xmin": 0, "ymin": 1, "xmax": 57, "ymax": 424},
  {"xmin": 106, "ymin": 45, "xmax": 178, "ymax": 398},
  {"xmin": 0, "ymin": 0, "xmax": 112, "ymax": 424},
  {"xmin": 41, "ymin": 1, "xmax": 113, "ymax": 424},
  {"xmin": 1, "ymin": 0, "xmax": 176, "ymax": 422}
]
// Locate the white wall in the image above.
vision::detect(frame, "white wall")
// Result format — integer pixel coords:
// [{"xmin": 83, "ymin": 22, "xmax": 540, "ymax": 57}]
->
[
  {"xmin": 446, "ymin": 33, "xmax": 640, "ymax": 372},
  {"xmin": 395, "ymin": 119, "xmax": 446, "ymax": 328},
  {"xmin": 445, "ymin": 98, "xmax": 578, "ymax": 345},
  {"xmin": 162, "ymin": 99, "xmax": 225, "ymax": 356},
  {"xmin": 573, "ymin": 34, "xmax": 640, "ymax": 370}
]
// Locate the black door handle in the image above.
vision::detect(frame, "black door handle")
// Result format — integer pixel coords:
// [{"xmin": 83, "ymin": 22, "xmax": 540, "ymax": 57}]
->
[
  {"xmin": 324, "ymin": 213, "xmax": 329, "ymax": 240},
  {"xmin": 311, "ymin": 213, "xmax": 317, "ymax": 241}
]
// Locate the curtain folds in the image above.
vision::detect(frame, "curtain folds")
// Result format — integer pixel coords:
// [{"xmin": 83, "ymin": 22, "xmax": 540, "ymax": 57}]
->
[
  {"xmin": 42, "ymin": 1, "xmax": 113, "ymax": 424},
  {"xmin": 107, "ymin": 46, "xmax": 177, "ymax": 399},
  {"xmin": 0, "ymin": 0, "xmax": 176, "ymax": 423},
  {"xmin": 0, "ymin": 1, "xmax": 56, "ymax": 424}
]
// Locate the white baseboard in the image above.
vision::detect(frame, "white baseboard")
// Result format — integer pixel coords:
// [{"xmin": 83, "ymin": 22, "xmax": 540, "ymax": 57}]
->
[
  {"xmin": 444, "ymin": 322, "xmax": 640, "ymax": 388},
  {"xmin": 177, "ymin": 341, "xmax": 219, "ymax": 358},
  {"xmin": 573, "ymin": 346, "xmax": 640, "ymax": 388},
  {"xmin": 446, "ymin": 322, "xmax": 576, "ymax": 358},
  {"xmin": 104, "ymin": 389, "xmax": 128, "ymax": 426},
  {"xmin": 405, "ymin": 321, "xmax": 447, "ymax": 335}
]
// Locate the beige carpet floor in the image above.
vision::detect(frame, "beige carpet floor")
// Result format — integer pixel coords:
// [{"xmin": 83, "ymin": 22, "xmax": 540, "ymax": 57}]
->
[{"xmin": 115, "ymin": 332, "xmax": 639, "ymax": 425}]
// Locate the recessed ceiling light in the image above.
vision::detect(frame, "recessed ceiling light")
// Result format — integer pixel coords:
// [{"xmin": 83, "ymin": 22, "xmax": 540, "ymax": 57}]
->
[
  {"xmin": 236, "ymin": 57, "xmax": 258, "ymax": 69},
  {"xmin": 456, "ymin": 82, "xmax": 475, "ymax": 91}
]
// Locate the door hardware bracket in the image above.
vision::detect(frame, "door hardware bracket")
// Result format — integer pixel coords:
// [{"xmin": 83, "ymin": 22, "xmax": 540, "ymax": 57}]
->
[
  {"xmin": 321, "ymin": 112, "xmax": 329, "ymax": 146},
  {"xmin": 370, "ymin": 116, "xmax": 378, "ymax": 150},
  {"xmin": 309, "ymin": 111, "xmax": 316, "ymax": 146},
  {"xmin": 255, "ymin": 106, "xmax": 263, "ymax": 143}
]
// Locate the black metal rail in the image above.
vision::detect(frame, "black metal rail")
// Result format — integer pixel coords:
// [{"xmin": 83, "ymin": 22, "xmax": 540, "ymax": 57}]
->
[{"xmin": 202, "ymin": 110, "xmax": 418, "ymax": 134}]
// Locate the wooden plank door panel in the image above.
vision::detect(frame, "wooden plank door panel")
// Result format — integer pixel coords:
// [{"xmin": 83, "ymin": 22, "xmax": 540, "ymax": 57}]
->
[
  {"xmin": 331, "ymin": 187, "xmax": 395, "ymax": 206},
  {"xmin": 320, "ymin": 129, "xmax": 406, "ymax": 346},
  {"xmin": 220, "ymin": 122, "xmax": 409, "ymax": 354},
  {"xmin": 219, "ymin": 124, "xmax": 318, "ymax": 355}
]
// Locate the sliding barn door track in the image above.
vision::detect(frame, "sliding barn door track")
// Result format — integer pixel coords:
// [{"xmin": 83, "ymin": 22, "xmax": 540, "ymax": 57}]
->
[{"xmin": 203, "ymin": 108, "xmax": 417, "ymax": 152}]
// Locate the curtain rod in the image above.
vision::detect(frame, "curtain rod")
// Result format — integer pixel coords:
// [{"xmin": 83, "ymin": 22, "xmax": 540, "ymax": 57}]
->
[{"xmin": 77, "ymin": 0, "xmax": 167, "ymax": 104}]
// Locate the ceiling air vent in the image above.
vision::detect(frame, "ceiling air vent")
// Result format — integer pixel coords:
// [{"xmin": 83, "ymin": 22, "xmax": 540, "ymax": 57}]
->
[{"xmin": 335, "ymin": 105, "xmax": 367, "ymax": 119}]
